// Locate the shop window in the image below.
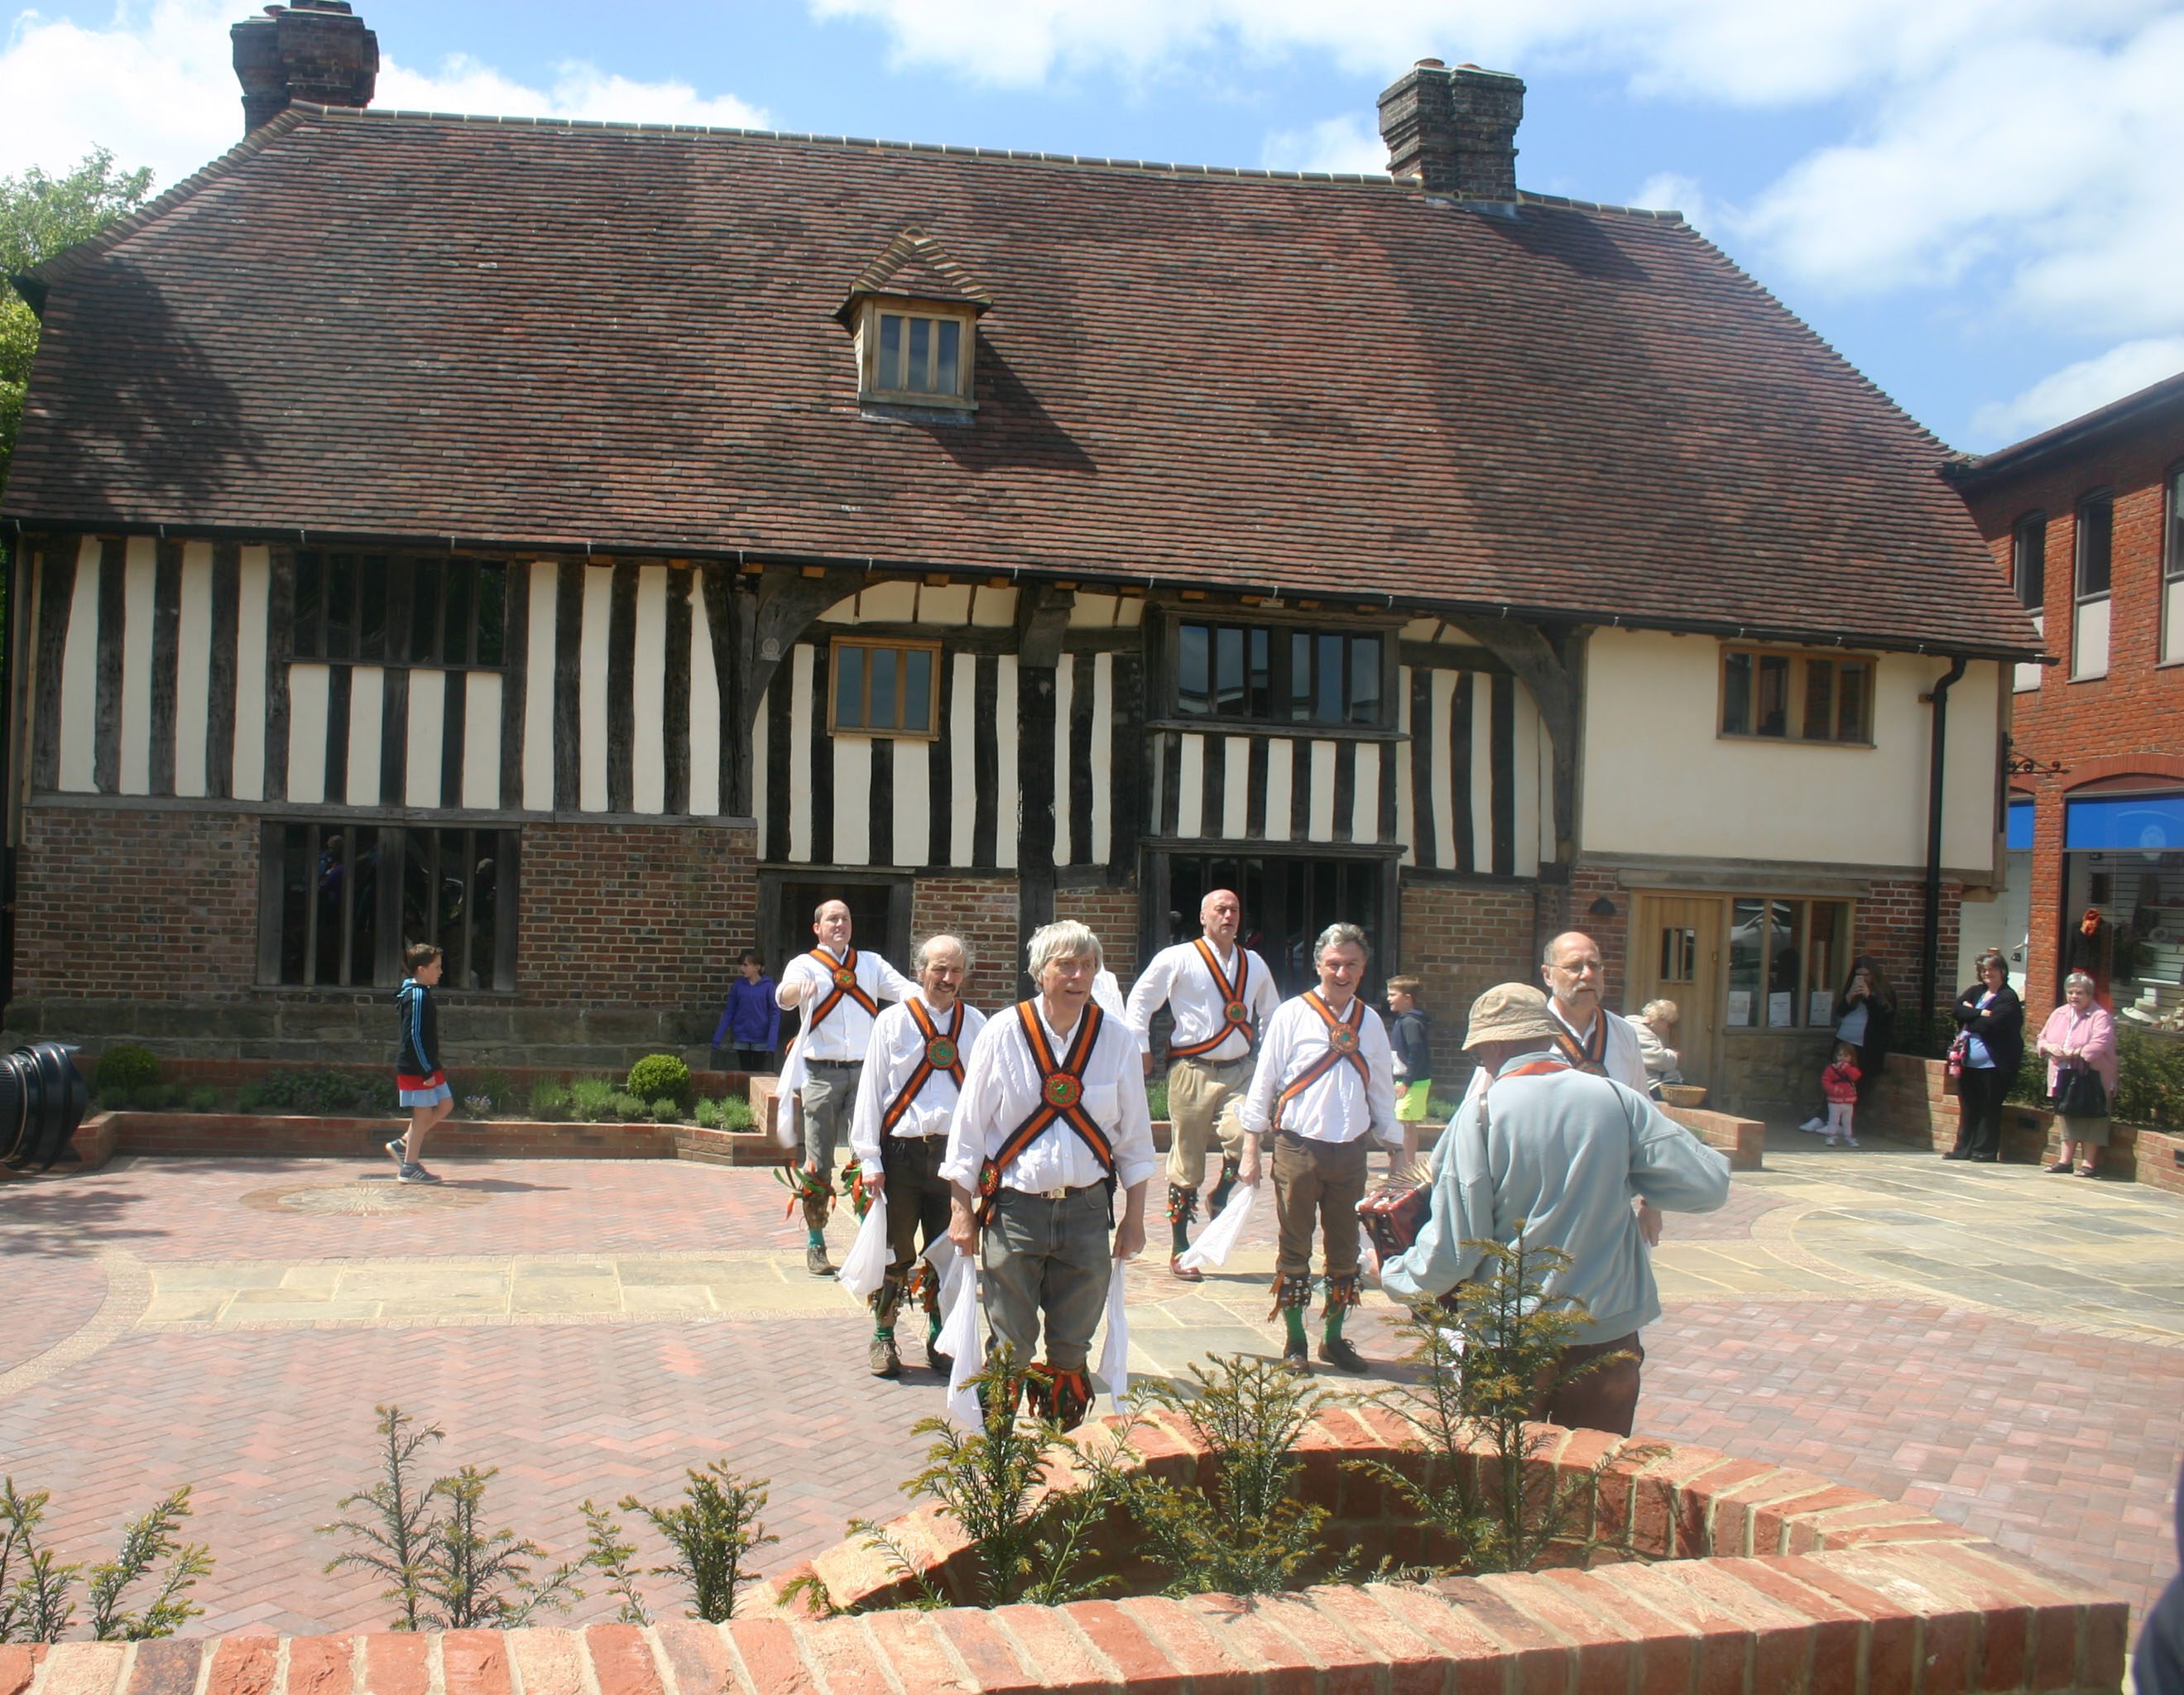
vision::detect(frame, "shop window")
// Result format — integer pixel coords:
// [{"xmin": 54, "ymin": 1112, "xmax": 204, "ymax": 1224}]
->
[
  {"xmin": 263, "ymin": 822, "xmax": 516, "ymax": 990},
  {"xmin": 2162, "ymin": 467, "xmax": 2184, "ymax": 665},
  {"xmin": 292, "ymin": 552, "xmax": 509, "ymax": 668},
  {"xmin": 2073, "ymin": 492, "xmax": 2112, "ymax": 679},
  {"xmin": 2012, "ymin": 513, "xmax": 2047, "ymax": 692},
  {"xmin": 1174, "ymin": 618, "xmax": 1385, "ymax": 727},
  {"xmin": 1720, "ymin": 646, "xmax": 1873, "ymax": 744},
  {"xmin": 1724, "ymin": 896, "xmax": 1852, "ymax": 1029},
  {"xmin": 830, "ymin": 638, "xmax": 940, "ymax": 737}
]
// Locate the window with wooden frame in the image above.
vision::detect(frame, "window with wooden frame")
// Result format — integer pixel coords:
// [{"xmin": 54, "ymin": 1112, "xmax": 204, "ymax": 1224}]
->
[
  {"xmin": 2162, "ymin": 466, "xmax": 2184, "ymax": 665},
  {"xmin": 291, "ymin": 552, "xmax": 510, "ymax": 669},
  {"xmin": 829, "ymin": 638, "xmax": 941, "ymax": 737},
  {"xmin": 855, "ymin": 300, "xmax": 977, "ymax": 410},
  {"xmin": 1723, "ymin": 896, "xmax": 1853, "ymax": 1029},
  {"xmin": 1173, "ymin": 618, "xmax": 1387, "ymax": 727},
  {"xmin": 2012, "ymin": 512, "xmax": 2047, "ymax": 694},
  {"xmin": 260, "ymin": 821, "xmax": 516, "ymax": 991},
  {"xmin": 2073, "ymin": 491, "xmax": 2113, "ymax": 679},
  {"xmin": 1719, "ymin": 646, "xmax": 1874, "ymax": 744}
]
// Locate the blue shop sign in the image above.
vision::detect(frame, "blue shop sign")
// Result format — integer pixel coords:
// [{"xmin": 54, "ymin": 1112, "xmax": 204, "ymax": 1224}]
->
[
  {"xmin": 2063, "ymin": 793, "xmax": 2184, "ymax": 853},
  {"xmin": 2006, "ymin": 799, "xmax": 2033, "ymax": 852}
]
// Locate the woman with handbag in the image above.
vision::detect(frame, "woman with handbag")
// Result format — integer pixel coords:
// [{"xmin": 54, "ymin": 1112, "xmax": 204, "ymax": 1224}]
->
[
  {"xmin": 2036, "ymin": 970, "xmax": 2118, "ymax": 1178},
  {"xmin": 1947, "ymin": 951, "xmax": 2023, "ymax": 1162}
]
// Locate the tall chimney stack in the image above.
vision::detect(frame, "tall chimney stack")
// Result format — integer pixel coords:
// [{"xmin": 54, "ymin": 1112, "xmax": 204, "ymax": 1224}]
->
[
  {"xmin": 232, "ymin": 1, "xmax": 379, "ymax": 135},
  {"xmin": 1377, "ymin": 59, "xmax": 1525, "ymax": 201}
]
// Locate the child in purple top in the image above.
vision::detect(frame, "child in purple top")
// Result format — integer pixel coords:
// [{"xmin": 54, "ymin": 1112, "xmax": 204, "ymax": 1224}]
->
[{"xmin": 713, "ymin": 952, "xmax": 780, "ymax": 1071}]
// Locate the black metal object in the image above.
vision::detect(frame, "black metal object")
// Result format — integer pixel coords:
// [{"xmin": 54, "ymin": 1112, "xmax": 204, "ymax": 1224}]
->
[{"xmin": 0, "ymin": 1042, "xmax": 88, "ymax": 1172}]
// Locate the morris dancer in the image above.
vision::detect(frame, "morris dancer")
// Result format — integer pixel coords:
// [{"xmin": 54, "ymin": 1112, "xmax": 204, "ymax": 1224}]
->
[
  {"xmin": 775, "ymin": 899, "xmax": 914, "ymax": 1275},
  {"xmin": 850, "ymin": 934, "xmax": 986, "ymax": 1379},
  {"xmin": 1237, "ymin": 922, "xmax": 1399, "ymax": 1376},
  {"xmin": 943, "ymin": 920, "xmax": 1154, "ymax": 1429},
  {"xmin": 1125, "ymin": 889, "xmax": 1281, "ymax": 1280}
]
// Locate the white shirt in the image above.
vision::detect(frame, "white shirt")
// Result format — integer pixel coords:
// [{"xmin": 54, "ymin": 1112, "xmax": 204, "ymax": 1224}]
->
[
  {"xmin": 1238, "ymin": 992, "xmax": 1399, "ymax": 1146},
  {"xmin": 941, "ymin": 999, "xmax": 1157, "ymax": 1196},
  {"xmin": 1457, "ymin": 1000, "xmax": 1649, "ymax": 1124},
  {"xmin": 849, "ymin": 995, "xmax": 989, "ymax": 1165},
  {"xmin": 1092, "ymin": 970, "xmax": 1127, "ymax": 1021},
  {"xmin": 775, "ymin": 943, "xmax": 914, "ymax": 1063},
  {"xmin": 1124, "ymin": 939, "xmax": 1284, "ymax": 1063}
]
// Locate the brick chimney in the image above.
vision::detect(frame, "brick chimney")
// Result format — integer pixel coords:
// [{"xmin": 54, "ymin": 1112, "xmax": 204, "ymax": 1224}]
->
[
  {"xmin": 1377, "ymin": 59, "xmax": 1525, "ymax": 201},
  {"xmin": 232, "ymin": 1, "xmax": 379, "ymax": 135}
]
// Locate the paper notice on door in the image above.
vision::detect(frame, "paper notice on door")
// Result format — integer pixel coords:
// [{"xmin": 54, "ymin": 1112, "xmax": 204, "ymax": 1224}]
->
[
  {"xmin": 1768, "ymin": 991, "xmax": 1794, "ymax": 1027},
  {"xmin": 1727, "ymin": 990, "xmax": 1753, "ymax": 1026},
  {"xmin": 1809, "ymin": 990, "xmax": 1835, "ymax": 1027}
]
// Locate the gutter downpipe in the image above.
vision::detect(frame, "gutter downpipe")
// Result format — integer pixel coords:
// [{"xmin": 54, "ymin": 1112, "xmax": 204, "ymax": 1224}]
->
[{"xmin": 1922, "ymin": 655, "xmax": 1970, "ymax": 1046}]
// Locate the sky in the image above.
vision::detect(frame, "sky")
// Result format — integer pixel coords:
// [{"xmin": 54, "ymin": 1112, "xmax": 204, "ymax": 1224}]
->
[{"xmin": 2, "ymin": 0, "xmax": 2180, "ymax": 453}]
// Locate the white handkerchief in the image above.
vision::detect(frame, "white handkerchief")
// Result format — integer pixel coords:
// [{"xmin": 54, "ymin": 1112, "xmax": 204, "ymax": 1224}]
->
[
  {"xmin": 1175, "ymin": 1180, "xmax": 1258, "ymax": 1270},
  {"xmin": 919, "ymin": 1232, "xmax": 961, "ymax": 1284},
  {"xmin": 838, "ymin": 1192, "xmax": 890, "ymax": 1299},
  {"xmin": 1356, "ymin": 1221, "xmax": 1380, "ymax": 1283},
  {"xmin": 1095, "ymin": 1260, "xmax": 1130, "ymax": 1401},
  {"xmin": 940, "ymin": 1255, "xmax": 983, "ymax": 1429}
]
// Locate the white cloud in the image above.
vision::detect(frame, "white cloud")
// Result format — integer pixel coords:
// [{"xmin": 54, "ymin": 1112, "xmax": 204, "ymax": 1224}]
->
[
  {"xmin": 1629, "ymin": 170, "xmax": 1717, "ymax": 234},
  {"xmin": 0, "ymin": 2, "xmax": 766, "ymax": 195},
  {"xmin": 1260, "ymin": 114, "xmax": 1384, "ymax": 175},
  {"xmin": 1969, "ymin": 338, "xmax": 2184, "ymax": 447}
]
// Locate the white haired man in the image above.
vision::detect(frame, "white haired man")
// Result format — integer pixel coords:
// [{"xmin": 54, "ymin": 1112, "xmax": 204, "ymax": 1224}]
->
[
  {"xmin": 850, "ymin": 933, "xmax": 986, "ymax": 1380},
  {"xmin": 1380, "ymin": 983, "xmax": 1730, "ymax": 1434},
  {"xmin": 775, "ymin": 898, "xmax": 914, "ymax": 1275},
  {"xmin": 1125, "ymin": 888, "xmax": 1281, "ymax": 1280},
  {"xmin": 943, "ymin": 920, "xmax": 1154, "ymax": 1429},
  {"xmin": 1236, "ymin": 921, "xmax": 1399, "ymax": 1376}
]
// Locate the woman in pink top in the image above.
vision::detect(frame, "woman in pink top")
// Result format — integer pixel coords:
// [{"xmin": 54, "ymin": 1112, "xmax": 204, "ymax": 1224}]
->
[{"xmin": 2036, "ymin": 971, "xmax": 2118, "ymax": 1178}]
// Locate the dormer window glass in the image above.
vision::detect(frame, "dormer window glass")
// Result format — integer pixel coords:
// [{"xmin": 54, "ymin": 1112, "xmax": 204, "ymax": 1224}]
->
[{"xmin": 876, "ymin": 311, "xmax": 963, "ymax": 398}]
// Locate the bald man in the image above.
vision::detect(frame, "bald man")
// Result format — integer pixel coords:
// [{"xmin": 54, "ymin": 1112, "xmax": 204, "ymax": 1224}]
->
[
  {"xmin": 776, "ymin": 899, "xmax": 914, "ymax": 1275},
  {"xmin": 1126, "ymin": 888, "xmax": 1282, "ymax": 1277}
]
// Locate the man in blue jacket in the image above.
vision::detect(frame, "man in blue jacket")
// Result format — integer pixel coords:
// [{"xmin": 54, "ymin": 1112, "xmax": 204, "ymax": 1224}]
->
[{"xmin": 1380, "ymin": 982, "xmax": 1730, "ymax": 1434}]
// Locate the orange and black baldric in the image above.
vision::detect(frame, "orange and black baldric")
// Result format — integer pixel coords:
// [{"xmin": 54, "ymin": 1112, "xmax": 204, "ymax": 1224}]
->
[
  {"xmin": 1169, "ymin": 939, "xmax": 1257, "ymax": 1059},
  {"xmin": 975, "ymin": 1001, "xmax": 1112, "ymax": 1221},
  {"xmin": 1548, "ymin": 1011, "xmax": 1608, "ymax": 1075},
  {"xmin": 881, "ymin": 998, "xmax": 967, "ymax": 1134},
  {"xmin": 804, "ymin": 946, "xmax": 880, "ymax": 1030},
  {"xmin": 1272, "ymin": 991, "xmax": 1370, "ymax": 1127}
]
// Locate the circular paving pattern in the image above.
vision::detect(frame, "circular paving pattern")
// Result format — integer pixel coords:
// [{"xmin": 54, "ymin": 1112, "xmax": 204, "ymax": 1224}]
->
[{"xmin": 240, "ymin": 1181, "xmax": 487, "ymax": 1216}]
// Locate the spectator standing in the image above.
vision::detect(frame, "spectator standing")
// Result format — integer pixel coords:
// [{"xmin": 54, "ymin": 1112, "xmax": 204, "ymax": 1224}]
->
[
  {"xmin": 1820, "ymin": 1043, "xmax": 1861, "ymax": 1147},
  {"xmin": 713, "ymin": 951, "xmax": 780, "ymax": 1072},
  {"xmin": 1801, "ymin": 957, "xmax": 1895, "ymax": 1131},
  {"xmin": 1626, "ymin": 1000, "xmax": 1682, "ymax": 1097},
  {"xmin": 1380, "ymin": 982, "xmax": 1730, "ymax": 1434},
  {"xmin": 1386, "ymin": 976, "xmax": 1434, "ymax": 1152},
  {"xmin": 1947, "ymin": 950, "xmax": 2024, "ymax": 1163},
  {"xmin": 2037, "ymin": 971, "xmax": 2118, "ymax": 1178}
]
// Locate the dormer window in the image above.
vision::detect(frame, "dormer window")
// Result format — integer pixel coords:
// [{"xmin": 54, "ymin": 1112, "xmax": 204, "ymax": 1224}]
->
[{"xmin": 838, "ymin": 228, "xmax": 991, "ymax": 414}]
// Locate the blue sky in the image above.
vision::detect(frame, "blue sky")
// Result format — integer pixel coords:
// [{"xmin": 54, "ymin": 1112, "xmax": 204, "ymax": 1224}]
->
[{"xmin": 4, "ymin": 0, "xmax": 2180, "ymax": 451}]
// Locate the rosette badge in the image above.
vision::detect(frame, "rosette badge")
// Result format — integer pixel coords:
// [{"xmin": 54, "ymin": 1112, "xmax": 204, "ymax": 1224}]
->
[
  {"xmin": 1225, "ymin": 1000, "xmax": 1250, "ymax": 1025},
  {"xmin": 926, "ymin": 1036, "xmax": 958, "ymax": 1069},
  {"xmin": 833, "ymin": 967, "xmax": 857, "ymax": 989},
  {"xmin": 1043, "ymin": 1073, "xmax": 1083, "ymax": 1110},
  {"xmin": 1328, "ymin": 1024, "xmax": 1361, "ymax": 1054}
]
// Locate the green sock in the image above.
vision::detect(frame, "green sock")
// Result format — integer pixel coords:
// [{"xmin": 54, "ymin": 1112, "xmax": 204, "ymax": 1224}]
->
[
  {"xmin": 1283, "ymin": 1306, "xmax": 1308, "ymax": 1348},
  {"xmin": 874, "ymin": 1324, "xmax": 894, "ymax": 1339},
  {"xmin": 807, "ymin": 1227, "xmax": 824, "ymax": 1249},
  {"xmin": 1171, "ymin": 1217, "xmax": 1191, "ymax": 1255},
  {"xmin": 1323, "ymin": 1307, "xmax": 1346, "ymax": 1344}
]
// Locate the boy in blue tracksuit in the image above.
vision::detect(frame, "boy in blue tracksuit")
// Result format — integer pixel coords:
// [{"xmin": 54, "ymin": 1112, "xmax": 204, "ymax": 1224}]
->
[{"xmin": 388, "ymin": 943, "xmax": 450, "ymax": 1184}]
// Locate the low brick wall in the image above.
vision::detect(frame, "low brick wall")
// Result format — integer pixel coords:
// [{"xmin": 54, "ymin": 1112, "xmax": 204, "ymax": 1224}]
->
[
  {"xmin": 0, "ymin": 1414, "xmax": 2128, "ymax": 1695},
  {"xmin": 1662, "ymin": 1105, "xmax": 1765, "ymax": 1171},
  {"xmin": 1865, "ymin": 1056, "xmax": 2184, "ymax": 1193}
]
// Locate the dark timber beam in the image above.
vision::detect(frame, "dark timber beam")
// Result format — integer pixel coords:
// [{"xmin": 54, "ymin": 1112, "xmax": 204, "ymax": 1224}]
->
[
  {"xmin": 1014, "ymin": 583, "xmax": 1072, "ymax": 983},
  {"xmin": 1445, "ymin": 614, "xmax": 1584, "ymax": 867},
  {"xmin": 722, "ymin": 564, "xmax": 862, "ymax": 817}
]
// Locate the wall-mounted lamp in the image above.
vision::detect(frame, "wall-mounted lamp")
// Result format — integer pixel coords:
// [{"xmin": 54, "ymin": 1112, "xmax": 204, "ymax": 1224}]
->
[{"xmin": 1587, "ymin": 895, "xmax": 1618, "ymax": 918}]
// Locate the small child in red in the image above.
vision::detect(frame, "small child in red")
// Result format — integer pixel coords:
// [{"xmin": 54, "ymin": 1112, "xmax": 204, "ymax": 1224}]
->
[{"xmin": 1822, "ymin": 1042, "xmax": 1862, "ymax": 1147}]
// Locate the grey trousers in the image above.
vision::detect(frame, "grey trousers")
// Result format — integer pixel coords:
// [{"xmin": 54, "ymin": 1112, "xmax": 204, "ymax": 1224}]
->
[
  {"xmin": 800, "ymin": 1064, "xmax": 862, "ymax": 1170},
  {"xmin": 979, "ymin": 1185, "xmax": 1111, "ymax": 1373}
]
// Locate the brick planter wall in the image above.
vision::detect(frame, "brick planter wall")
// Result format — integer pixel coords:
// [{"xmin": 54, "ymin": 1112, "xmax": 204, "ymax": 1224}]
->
[{"xmin": 2, "ymin": 1414, "xmax": 2127, "ymax": 1694}]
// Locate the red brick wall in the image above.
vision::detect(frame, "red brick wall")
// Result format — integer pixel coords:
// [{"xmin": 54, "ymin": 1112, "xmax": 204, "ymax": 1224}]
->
[
  {"xmin": 1958, "ymin": 415, "xmax": 2184, "ymax": 1022},
  {"xmin": 14, "ymin": 805, "xmax": 259, "ymax": 1000},
  {"xmin": 1566, "ymin": 863, "xmax": 1627, "ymax": 999},
  {"xmin": 1055, "ymin": 882, "xmax": 1139, "ymax": 982},
  {"xmin": 1397, "ymin": 878, "xmax": 1539, "ymax": 1081},
  {"xmin": 519, "ymin": 823, "xmax": 756, "ymax": 1006},
  {"xmin": 911, "ymin": 875, "xmax": 1020, "ymax": 1000}
]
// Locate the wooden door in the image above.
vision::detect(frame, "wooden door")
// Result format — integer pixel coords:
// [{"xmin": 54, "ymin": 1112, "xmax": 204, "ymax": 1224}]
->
[{"xmin": 1631, "ymin": 895, "xmax": 1725, "ymax": 1088}]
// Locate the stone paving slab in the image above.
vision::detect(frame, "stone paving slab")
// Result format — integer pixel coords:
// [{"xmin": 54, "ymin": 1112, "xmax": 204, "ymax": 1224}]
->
[{"xmin": 1, "ymin": 1137, "xmax": 2178, "ymax": 1643}]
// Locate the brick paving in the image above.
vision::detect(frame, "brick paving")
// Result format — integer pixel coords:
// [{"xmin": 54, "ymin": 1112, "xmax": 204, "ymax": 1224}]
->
[{"xmin": 0, "ymin": 1141, "xmax": 2177, "ymax": 1641}]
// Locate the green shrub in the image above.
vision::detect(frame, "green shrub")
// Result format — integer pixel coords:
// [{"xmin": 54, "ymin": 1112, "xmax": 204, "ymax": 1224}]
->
[
  {"xmin": 360, "ymin": 1077, "xmax": 400, "ymax": 1116},
  {"xmin": 716, "ymin": 1094, "xmax": 756, "ymax": 1132},
  {"xmin": 648, "ymin": 1097, "xmax": 684, "ymax": 1125},
  {"xmin": 186, "ymin": 1087, "xmax": 220, "ymax": 1113},
  {"xmin": 94, "ymin": 1044, "xmax": 161, "ymax": 1097},
  {"xmin": 568, "ymin": 1078, "xmax": 616, "ymax": 1121},
  {"xmin": 1144, "ymin": 1078, "xmax": 1169, "ymax": 1121},
  {"xmin": 626, "ymin": 1054, "xmax": 694, "ymax": 1110},
  {"xmin": 607, "ymin": 1092, "xmax": 650, "ymax": 1124},
  {"xmin": 126, "ymin": 1083, "xmax": 184, "ymax": 1112},
  {"xmin": 693, "ymin": 1097, "xmax": 722, "ymax": 1131},
  {"xmin": 463, "ymin": 1070, "xmax": 516, "ymax": 1113},
  {"xmin": 2115, "ymin": 1026, "xmax": 2184, "ymax": 1129},
  {"xmin": 528, "ymin": 1080, "xmax": 572, "ymax": 1122}
]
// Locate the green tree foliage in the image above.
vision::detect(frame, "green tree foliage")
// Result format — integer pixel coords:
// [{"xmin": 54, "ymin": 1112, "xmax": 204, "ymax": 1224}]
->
[
  {"xmin": 2, "ymin": 1477, "xmax": 211, "ymax": 1643},
  {"xmin": 0, "ymin": 148, "xmax": 154, "ymax": 497},
  {"xmin": 617, "ymin": 1463, "xmax": 776, "ymax": 1622}
]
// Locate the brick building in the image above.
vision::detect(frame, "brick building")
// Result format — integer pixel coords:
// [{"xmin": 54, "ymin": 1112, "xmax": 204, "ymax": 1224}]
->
[
  {"xmin": 1945, "ymin": 371, "xmax": 2184, "ymax": 1025},
  {"xmin": 0, "ymin": 2, "xmax": 2037, "ymax": 1111}
]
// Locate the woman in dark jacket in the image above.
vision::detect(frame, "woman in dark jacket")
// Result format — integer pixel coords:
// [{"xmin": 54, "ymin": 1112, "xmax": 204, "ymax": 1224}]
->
[
  {"xmin": 1799, "ymin": 956, "xmax": 1898, "ymax": 1131},
  {"xmin": 1947, "ymin": 950, "xmax": 2024, "ymax": 1162}
]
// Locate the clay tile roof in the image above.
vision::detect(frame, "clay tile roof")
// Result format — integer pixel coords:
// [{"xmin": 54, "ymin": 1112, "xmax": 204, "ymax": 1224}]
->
[
  {"xmin": 2, "ymin": 103, "xmax": 2038, "ymax": 658},
  {"xmin": 842, "ymin": 227, "xmax": 992, "ymax": 315}
]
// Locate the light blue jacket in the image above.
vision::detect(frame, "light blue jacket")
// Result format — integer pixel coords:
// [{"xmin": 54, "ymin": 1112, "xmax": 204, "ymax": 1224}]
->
[{"xmin": 1380, "ymin": 1053, "xmax": 1730, "ymax": 1343}]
